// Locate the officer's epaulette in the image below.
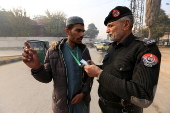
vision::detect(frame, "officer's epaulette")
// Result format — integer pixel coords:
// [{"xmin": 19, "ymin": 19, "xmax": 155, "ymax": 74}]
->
[
  {"xmin": 108, "ymin": 42, "xmax": 113, "ymax": 45},
  {"xmin": 135, "ymin": 37, "xmax": 157, "ymax": 46}
]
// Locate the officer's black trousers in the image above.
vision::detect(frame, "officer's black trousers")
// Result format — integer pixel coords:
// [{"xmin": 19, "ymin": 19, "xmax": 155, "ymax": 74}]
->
[{"xmin": 99, "ymin": 99, "xmax": 143, "ymax": 113}]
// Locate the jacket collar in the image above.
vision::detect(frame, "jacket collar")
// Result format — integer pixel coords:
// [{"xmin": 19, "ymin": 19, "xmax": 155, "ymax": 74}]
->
[
  {"xmin": 121, "ymin": 33, "xmax": 135, "ymax": 46},
  {"xmin": 112, "ymin": 33, "xmax": 135, "ymax": 46}
]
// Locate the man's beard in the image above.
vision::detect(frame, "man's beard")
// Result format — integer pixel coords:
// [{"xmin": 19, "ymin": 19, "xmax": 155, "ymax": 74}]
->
[
  {"xmin": 69, "ymin": 32, "xmax": 83, "ymax": 44},
  {"xmin": 110, "ymin": 27, "xmax": 124, "ymax": 42}
]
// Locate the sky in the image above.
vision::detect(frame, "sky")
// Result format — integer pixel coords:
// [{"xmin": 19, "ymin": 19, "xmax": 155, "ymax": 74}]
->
[{"xmin": 1, "ymin": 0, "xmax": 170, "ymax": 39}]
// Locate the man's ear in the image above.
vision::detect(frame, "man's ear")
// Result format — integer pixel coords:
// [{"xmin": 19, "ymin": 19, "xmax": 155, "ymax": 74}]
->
[
  {"xmin": 123, "ymin": 19, "xmax": 130, "ymax": 30},
  {"xmin": 65, "ymin": 28, "xmax": 69, "ymax": 35}
]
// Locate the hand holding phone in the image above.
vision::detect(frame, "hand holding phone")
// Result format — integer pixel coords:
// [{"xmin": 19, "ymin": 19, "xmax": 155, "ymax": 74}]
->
[{"xmin": 80, "ymin": 59, "xmax": 89, "ymax": 65}]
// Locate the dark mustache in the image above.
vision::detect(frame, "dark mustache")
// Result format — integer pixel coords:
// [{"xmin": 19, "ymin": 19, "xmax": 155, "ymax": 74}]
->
[{"xmin": 78, "ymin": 36, "xmax": 83, "ymax": 39}]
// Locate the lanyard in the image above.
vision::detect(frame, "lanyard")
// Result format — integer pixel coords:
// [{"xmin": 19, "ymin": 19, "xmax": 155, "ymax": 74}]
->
[{"xmin": 66, "ymin": 44, "xmax": 82, "ymax": 66}]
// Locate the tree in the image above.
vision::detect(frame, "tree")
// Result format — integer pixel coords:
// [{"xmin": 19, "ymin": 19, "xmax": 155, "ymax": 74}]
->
[
  {"xmin": 142, "ymin": 9, "xmax": 170, "ymax": 43},
  {"xmin": 0, "ymin": 8, "xmax": 14, "ymax": 36},
  {"xmin": 10, "ymin": 7, "xmax": 33, "ymax": 36},
  {"xmin": 0, "ymin": 7, "xmax": 68, "ymax": 37},
  {"xmin": 166, "ymin": 19, "xmax": 170, "ymax": 45},
  {"xmin": 140, "ymin": 27, "xmax": 149, "ymax": 38},
  {"xmin": 152, "ymin": 9, "xmax": 169, "ymax": 41},
  {"xmin": 43, "ymin": 10, "xmax": 67, "ymax": 37},
  {"xmin": 145, "ymin": 0, "xmax": 161, "ymax": 38},
  {"xmin": 84, "ymin": 23, "xmax": 99, "ymax": 39}
]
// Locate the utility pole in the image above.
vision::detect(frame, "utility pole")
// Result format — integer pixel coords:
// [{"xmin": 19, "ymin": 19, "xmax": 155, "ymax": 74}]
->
[{"xmin": 130, "ymin": 0, "xmax": 145, "ymax": 36}]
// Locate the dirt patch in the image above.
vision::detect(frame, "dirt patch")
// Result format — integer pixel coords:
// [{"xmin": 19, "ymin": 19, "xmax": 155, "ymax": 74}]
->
[
  {"xmin": 0, "ymin": 55, "xmax": 22, "ymax": 60},
  {"xmin": 152, "ymin": 102, "xmax": 162, "ymax": 113}
]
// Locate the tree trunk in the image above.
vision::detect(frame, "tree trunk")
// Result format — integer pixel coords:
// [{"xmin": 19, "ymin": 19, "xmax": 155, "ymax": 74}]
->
[
  {"xmin": 148, "ymin": 27, "xmax": 153, "ymax": 38},
  {"xmin": 145, "ymin": 0, "xmax": 161, "ymax": 38},
  {"xmin": 168, "ymin": 32, "xmax": 170, "ymax": 45}
]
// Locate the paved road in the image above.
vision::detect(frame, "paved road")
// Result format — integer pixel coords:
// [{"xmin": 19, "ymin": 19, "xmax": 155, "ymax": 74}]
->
[
  {"xmin": 0, "ymin": 50, "xmax": 23, "ymax": 57},
  {"xmin": 0, "ymin": 49, "xmax": 102, "ymax": 113},
  {"xmin": 0, "ymin": 48, "xmax": 170, "ymax": 113},
  {"xmin": 0, "ymin": 61, "xmax": 53, "ymax": 113}
]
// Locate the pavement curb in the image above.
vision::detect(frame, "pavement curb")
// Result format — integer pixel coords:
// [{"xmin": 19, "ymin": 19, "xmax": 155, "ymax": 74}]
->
[{"xmin": 0, "ymin": 56, "xmax": 22, "ymax": 65}]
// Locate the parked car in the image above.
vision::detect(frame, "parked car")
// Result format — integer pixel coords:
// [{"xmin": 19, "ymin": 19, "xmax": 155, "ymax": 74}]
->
[
  {"xmin": 26, "ymin": 40, "xmax": 49, "ymax": 64},
  {"xmin": 94, "ymin": 42, "xmax": 101, "ymax": 47},
  {"xmin": 101, "ymin": 41, "xmax": 112, "ymax": 46},
  {"xmin": 96, "ymin": 43, "xmax": 109, "ymax": 52}
]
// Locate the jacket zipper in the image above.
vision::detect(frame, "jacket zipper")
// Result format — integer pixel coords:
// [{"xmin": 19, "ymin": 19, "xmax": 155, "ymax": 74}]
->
[
  {"xmin": 80, "ymin": 47, "xmax": 89, "ymax": 109},
  {"xmin": 58, "ymin": 42, "xmax": 70, "ymax": 113},
  {"xmin": 59, "ymin": 40, "xmax": 87, "ymax": 112}
]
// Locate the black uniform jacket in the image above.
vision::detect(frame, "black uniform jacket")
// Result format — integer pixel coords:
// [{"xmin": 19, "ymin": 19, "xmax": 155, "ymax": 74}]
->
[{"xmin": 98, "ymin": 33, "xmax": 161, "ymax": 108}]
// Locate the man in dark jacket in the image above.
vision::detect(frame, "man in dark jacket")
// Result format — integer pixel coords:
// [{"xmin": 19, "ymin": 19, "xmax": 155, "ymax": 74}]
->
[
  {"xmin": 22, "ymin": 16, "xmax": 93, "ymax": 113},
  {"xmin": 84, "ymin": 6, "xmax": 161, "ymax": 113}
]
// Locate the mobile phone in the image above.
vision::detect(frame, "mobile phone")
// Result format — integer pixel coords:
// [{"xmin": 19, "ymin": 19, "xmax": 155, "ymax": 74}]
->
[{"xmin": 80, "ymin": 59, "xmax": 89, "ymax": 65}]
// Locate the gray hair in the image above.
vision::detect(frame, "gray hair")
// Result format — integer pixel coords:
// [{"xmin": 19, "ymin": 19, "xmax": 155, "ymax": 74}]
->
[{"xmin": 118, "ymin": 15, "xmax": 134, "ymax": 28}]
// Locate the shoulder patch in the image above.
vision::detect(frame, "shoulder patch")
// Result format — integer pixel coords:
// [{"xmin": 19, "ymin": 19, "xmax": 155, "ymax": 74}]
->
[
  {"xmin": 135, "ymin": 37, "xmax": 157, "ymax": 46},
  {"xmin": 141, "ymin": 53, "xmax": 158, "ymax": 67}
]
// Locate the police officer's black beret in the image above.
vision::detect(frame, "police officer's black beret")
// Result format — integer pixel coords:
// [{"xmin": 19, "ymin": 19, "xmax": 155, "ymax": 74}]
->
[{"xmin": 104, "ymin": 6, "xmax": 133, "ymax": 26}]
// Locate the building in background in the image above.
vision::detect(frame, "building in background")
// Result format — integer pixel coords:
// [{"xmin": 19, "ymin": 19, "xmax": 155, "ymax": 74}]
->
[{"xmin": 32, "ymin": 15, "xmax": 45, "ymax": 36}]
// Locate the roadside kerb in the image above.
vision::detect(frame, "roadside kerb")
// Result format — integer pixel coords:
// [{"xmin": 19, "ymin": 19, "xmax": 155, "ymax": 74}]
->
[{"xmin": 0, "ymin": 55, "xmax": 22, "ymax": 65}]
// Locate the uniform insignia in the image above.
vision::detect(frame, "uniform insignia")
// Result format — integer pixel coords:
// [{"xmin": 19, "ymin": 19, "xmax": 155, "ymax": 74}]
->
[
  {"xmin": 142, "ymin": 53, "xmax": 158, "ymax": 67},
  {"xmin": 112, "ymin": 9, "xmax": 120, "ymax": 17},
  {"xmin": 135, "ymin": 37, "xmax": 157, "ymax": 46},
  {"xmin": 143, "ymin": 38, "xmax": 156, "ymax": 45}
]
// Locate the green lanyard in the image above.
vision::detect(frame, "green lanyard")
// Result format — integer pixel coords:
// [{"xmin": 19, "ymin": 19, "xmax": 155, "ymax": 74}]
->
[{"xmin": 66, "ymin": 44, "xmax": 82, "ymax": 66}]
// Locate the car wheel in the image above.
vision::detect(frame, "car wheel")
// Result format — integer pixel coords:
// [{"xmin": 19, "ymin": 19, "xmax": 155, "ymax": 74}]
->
[{"xmin": 102, "ymin": 48, "xmax": 105, "ymax": 52}]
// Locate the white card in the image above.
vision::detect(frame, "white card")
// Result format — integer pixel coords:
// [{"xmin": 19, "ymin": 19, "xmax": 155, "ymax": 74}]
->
[{"xmin": 80, "ymin": 59, "xmax": 89, "ymax": 65}]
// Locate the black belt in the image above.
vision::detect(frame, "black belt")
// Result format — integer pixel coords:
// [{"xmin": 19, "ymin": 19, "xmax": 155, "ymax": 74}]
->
[{"xmin": 99, "ymin": 96, "xmax": 133, "ymax": 110}]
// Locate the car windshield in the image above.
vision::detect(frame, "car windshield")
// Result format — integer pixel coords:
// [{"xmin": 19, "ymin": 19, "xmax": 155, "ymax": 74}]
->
[
  {"xmin": 29, "ymin": 43, "xmax": 44, "ymax": 50},
  {"xmin": 97, "ymin": 43, "xmax": 104, "ymax": 46}
]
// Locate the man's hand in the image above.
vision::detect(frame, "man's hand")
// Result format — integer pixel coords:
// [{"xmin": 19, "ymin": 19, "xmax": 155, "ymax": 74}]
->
[
  {"xmin": 84, "ymin": 65, "xmax": 101, "ymax": 77},
  {"xmin": 22, "ymin": 42, "xmax": 41, "ymax": 70},
  {"xmin": 71, "ymin": 93, "xmax": 84, "ymax": 104},
  {"xmin": 86, "ymin": 60, "xmax": 95, "ymax": 65}
]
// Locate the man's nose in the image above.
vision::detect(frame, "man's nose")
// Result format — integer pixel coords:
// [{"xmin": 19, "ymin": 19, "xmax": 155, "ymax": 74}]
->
[
  {"xmin": 80, "ymin": 32, "xmax": 84, "ymax": 37},
  {"xmin": 106, "ymin": 28, "xmax": 110, "ymax": 33}
]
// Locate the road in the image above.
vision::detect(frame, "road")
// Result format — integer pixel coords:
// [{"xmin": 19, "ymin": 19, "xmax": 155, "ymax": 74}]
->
[
  {"xmin": 0, "ymin": 48, "xmax": 170, "ymax": 113},
  {"xmin": 0, "ymin": 50, "xmax": 23, "ymax": 57},
  {"xmin": 0, "ymin": 62, "xmax": 53, "ymax": 113}
]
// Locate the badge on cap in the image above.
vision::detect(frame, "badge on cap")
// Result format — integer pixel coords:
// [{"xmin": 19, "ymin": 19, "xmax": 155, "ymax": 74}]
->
[
  {"xmin": 112, "ymin": 9, "xmax": 120, "ymax": 17},
  {"xmin": 142, "ymin": 53, "xmax": 158, "ymax": 67}
]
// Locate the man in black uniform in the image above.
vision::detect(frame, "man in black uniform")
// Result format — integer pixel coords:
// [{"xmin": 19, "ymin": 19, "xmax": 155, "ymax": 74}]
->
[{"xmin": 84, "ymin": 6, "xmax": 161, "ymax": 113}]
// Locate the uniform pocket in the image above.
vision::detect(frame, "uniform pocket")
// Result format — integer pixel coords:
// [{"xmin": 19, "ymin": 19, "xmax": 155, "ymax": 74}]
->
[{"xmin": 114, "ymin": 59, "xmax": 134, "ymax": 71}]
